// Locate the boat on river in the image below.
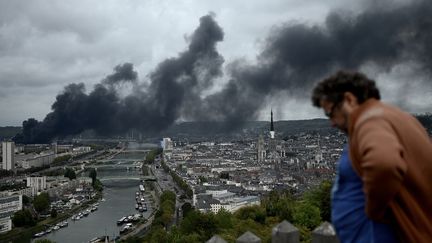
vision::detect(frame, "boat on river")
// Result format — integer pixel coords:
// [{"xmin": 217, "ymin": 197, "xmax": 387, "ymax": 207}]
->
[
  {"xmin": 59, "ymin": 221, "xmax": 68, "ymax": 227},
  {"xmin": 33, "ymin": 231, "xmax": 46, "ymax": 238},
  {"xmin": 117, "ymin": 216, "xmax": 127, "ymax": 225},
  {"xmin": 120, "ymin": 223, "xmax": 133, "ymax": 234}
]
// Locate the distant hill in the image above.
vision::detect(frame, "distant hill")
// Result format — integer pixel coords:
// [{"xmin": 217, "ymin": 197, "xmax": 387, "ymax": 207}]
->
[
  {"xmin": 144, "ymin": 113, "xmax": 432, "ymax": 140},
  {"xmin": 160, "ymin": 119, "xmax": 335, "ymax": 141},
  {"xmin": 273, "ymin": 119, "xmax": 333, "ymax": 136},
  {"xmin": 0, "ymin": 126, "xmax": 21, "ymax": 140},
  {"xmin": 3, "ymin": 113, "xmax": 430, "ymax": 143}
]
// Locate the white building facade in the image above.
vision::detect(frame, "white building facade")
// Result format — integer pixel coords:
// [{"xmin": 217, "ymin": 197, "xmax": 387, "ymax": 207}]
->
[
  {"xmin": 0, "ymin": 195, "xmax": 22, "ymax": 233},
  {"xmin": 27, "ymin": 176, "xmax": 47, "ymax": 196},
  {"xmin": 209, "ymin": 196, "xmax": 261, "ymax": 213},
  {"xmin": 162, "ymin": 137, "xmax": 173, "ymax": 160},
  {"xmin": 22, "ymin": 153, "xmax": 55, "ymax": 169},
  {"xmin": 2, "ymin": 141, "xmax": 15, "ymax": 171}
]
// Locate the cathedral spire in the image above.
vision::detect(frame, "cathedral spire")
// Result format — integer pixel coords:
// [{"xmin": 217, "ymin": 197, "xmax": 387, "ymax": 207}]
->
[
  {"xmin": 270, "ymin": 109, "xmax": 274, "ymax": 132},
  {"xmin": 270, "ymin": 109, "xmax": 275, "ymax": 139}
]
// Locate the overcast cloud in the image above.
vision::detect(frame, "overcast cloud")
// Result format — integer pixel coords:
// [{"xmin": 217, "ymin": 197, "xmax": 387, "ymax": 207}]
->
[{"xmin": 0, "ymin": 0, "xmax": 431, "ymax": 129}]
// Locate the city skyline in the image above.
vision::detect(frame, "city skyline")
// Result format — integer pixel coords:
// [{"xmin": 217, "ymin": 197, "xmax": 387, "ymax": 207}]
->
[{"xmin": 1, "ymin": 0, "xmax": 431, "ymax": 129}]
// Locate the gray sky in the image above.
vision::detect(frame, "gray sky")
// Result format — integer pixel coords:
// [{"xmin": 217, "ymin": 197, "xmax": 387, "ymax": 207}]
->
[{"xmin": 0, "ymin": 0, "xmax": 431, "ymax": 126}]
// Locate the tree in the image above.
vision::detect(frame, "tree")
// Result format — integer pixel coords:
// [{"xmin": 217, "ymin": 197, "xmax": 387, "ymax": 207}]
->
[
  {"xmin": 122, "ymin": 236, "xmax": 142, "ymax": 243},
  {"xmin": 92, "ymin": 179, "xmax": 103, "ymax": 191},
  {"xmin": 145, "ymin": 148, "xmax": 163, "ymax": 164},
  {"xmin": 52, "ymin": 154, "xmax": 72, "ymax": 165},
  {"xmin": 262, "ymin": 190, "xmax": 295, "ymax": 222},
  {"xmin": 160, "ymin": 190, "xmax": 176, "ymax": 203},
  {"xmin": 22, "ymin": 195, "xmax": 31, "ymax": 205},
  {"xmin": 161, "ymin": 211, "xmax": 173, "ymax": 228},
  {"xmin": 235, "ymin": 205, "xmax": 266, "ymax": 224},
  {"xmin": 149, "ymin": 226, "xmax": 168, "ymax": 243},
  {"xmin": 215, "ymin": 208, "xmax": 233, "ymax": 230},
  {"xmin": 51, "ymin": 208, "xmax": 58, "ymax": 218},
  {"xmin": 171, "ymin": 232, "xmax": 201, "ymax": 243},
  {"xmin": 12, "ymin": 209, "xmax": 36, "ymax": 227},
  {"xmin": 0, "ymin": 169, "xmax": 14, "ymax": 178},
  {"xmin": 89, "ymin": 168, "xmax": 97, "ymax": 185},
  {"xmin": 292, "ymin": 202, "xmax": 321, "ymax": 230},
  {"xmin": 33, "ymin": 192, "xmax": 50, "ymax": 213},
  {"xmin": 181, "ymin": 202, "xmax": 193, "ymax": 218},
  {"xmin": 179, "ymin": 211, "xmax": 218, "ymax": 241},
  {"xmin": 64, "ymin": 168, "xmax": 76, "ymax": 180},
  {"xmin": 304, "ymin": 180, "xmax": 332, "ymax": 221},
  {"xmin": 198, "ymin": 176, "xmax": 208, "ymax": 184}
]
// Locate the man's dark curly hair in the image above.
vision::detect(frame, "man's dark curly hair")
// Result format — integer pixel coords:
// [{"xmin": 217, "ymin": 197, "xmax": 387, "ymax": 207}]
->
[{"xmin": 311, "ymin": 70, "xmax": 381, "ymax": 107}]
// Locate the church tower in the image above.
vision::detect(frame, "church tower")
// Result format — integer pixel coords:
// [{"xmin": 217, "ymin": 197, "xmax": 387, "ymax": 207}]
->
[
  {"xmin": 269, "ymin": 109, "xmax": 276, "ymax": 153},
  {"xmin": 257, "ymin": 134, "xmax": 265, "ymax": 163},
  {"xmin": 268, "ymin": 109, "xmax": 281, "ymax": 181},
  {"xmin": 270, "ymin": 109, "xmax": 275, "ymax": 139}
]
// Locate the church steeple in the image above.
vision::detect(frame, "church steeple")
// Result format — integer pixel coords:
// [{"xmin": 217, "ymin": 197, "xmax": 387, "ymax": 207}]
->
[
  {"xmin": 270, "ymin": 109, "xmax": 275, "ymax": 139},
  {"xmin": 270, "ymin": 109, "xmax": 274, "ymax": 131}
]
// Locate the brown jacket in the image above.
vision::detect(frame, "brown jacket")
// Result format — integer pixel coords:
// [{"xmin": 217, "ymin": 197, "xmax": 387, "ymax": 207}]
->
[{"xmin": 348, "ymin": 99, "xmax": 432, "ymax": 242}]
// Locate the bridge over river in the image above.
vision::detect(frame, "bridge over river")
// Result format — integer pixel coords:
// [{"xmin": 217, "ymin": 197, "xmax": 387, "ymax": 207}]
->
[
  {"xmin": 79, "ymin": 142, "xmax": 158, "ymax": 182},
  {"xmin": 98, "ymin": 175, "xmax": 156, "ymax": 182}
]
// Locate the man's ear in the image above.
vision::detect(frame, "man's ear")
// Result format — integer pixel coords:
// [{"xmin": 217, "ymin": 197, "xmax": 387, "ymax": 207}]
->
[{"xmin": 343, "ymin": 92, "xmax": 358, "ymax": 107}]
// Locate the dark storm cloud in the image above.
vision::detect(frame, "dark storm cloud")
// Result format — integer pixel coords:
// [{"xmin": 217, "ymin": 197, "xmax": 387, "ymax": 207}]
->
[{"xmin": 17, "ymin": 0, "xmax": 432, "ymax": 143}]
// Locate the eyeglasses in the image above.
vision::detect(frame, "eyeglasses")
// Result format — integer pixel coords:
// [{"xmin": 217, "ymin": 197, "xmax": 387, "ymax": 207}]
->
[{"xmin": 324, "ymin": 102, "xmax": 341, "ymax": 119}]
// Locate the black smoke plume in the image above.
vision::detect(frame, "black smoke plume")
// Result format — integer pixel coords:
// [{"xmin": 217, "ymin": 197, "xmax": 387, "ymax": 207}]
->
[
  {"xmin": 102, "ymin": 63, "xmax": 137, "ymax": 86},
  {"xmin": 205, "ymin": 0, "xmax": 432, "ymax": 126},
  {"xmin": 17, "ymin": 1, "xmax": 432, "ymax": 143},
  {"xmin": 18, "ymin": 14, "xmax": 224, "ymax": 143}
]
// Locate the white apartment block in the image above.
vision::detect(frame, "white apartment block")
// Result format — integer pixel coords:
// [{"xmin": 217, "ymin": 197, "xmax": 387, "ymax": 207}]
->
[
  {"xmin": 0, "ymin": 195, "xmax": 22, "ymax": 233},
  {"xmin": 0, "ymin": 185, "xmax": 34, "ymax": 199},
  {"xmin": 22, "ymin": 153, "xmax": 55, "ymax": 169},
  {"xmin": 27, "ymin": 176, "xmax": 47, "ymax": 196},
  {"xmin": 162, "ymin": 138, "xmax": 173, "ymax": 151},
  {"xmin": 2, "ymin": 141, "xmax": 15, "ymax": 171},
  {"xmin": 209, "ymin": 196, "xmax": 260, "ymax": 214},
  {"xmin": 162, "ymin": 138, "xmax": 173, "ymax": 160}
]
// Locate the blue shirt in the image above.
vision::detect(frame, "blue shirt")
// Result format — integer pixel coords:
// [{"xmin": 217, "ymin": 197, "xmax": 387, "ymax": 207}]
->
[{"xmin": 331, "ymin": 145, "xmax": 397, "ymax": 243}]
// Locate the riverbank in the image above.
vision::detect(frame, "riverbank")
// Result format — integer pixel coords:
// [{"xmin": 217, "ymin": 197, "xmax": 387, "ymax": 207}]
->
[
  {"xmin": 0, "ymin": 192, "xmax": 103, "ymax": 243},
  {"xmin": 117, "ymin": 178, "xmax": 159, "ymax": 241}
]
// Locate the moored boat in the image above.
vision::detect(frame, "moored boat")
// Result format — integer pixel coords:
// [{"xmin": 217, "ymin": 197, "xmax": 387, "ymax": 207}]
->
[{"xmin": 117, "ymin": 216, "xmax": 127, "ymax": 225}]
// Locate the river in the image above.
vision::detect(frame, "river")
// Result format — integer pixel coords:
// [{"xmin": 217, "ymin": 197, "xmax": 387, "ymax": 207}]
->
[{"xmin": 37, "ymin": 147, "xmax": 153, "ymax": 243}]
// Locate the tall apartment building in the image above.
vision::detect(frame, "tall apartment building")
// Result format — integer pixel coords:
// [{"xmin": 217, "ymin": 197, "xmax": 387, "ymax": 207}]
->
[
  {"xmin": 2, "ymin": 141, "xmax": 15, "ymax": 171},
  {"xmin": 162, "ymin": 138, "xmax": 173, "ymax": 160},
  {"xmin": 0, "ymin": 195, "xmax": 22, "ymax": 233},
  {"xmin": 27, "ymin": 176, "xmax": 47, "ymax": 196}
]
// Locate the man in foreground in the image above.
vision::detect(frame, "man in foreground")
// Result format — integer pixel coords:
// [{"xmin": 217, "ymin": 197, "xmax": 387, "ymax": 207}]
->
[{"xmin": 311, "ymin": 70, "xmax": 432, "ymax": 242}]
